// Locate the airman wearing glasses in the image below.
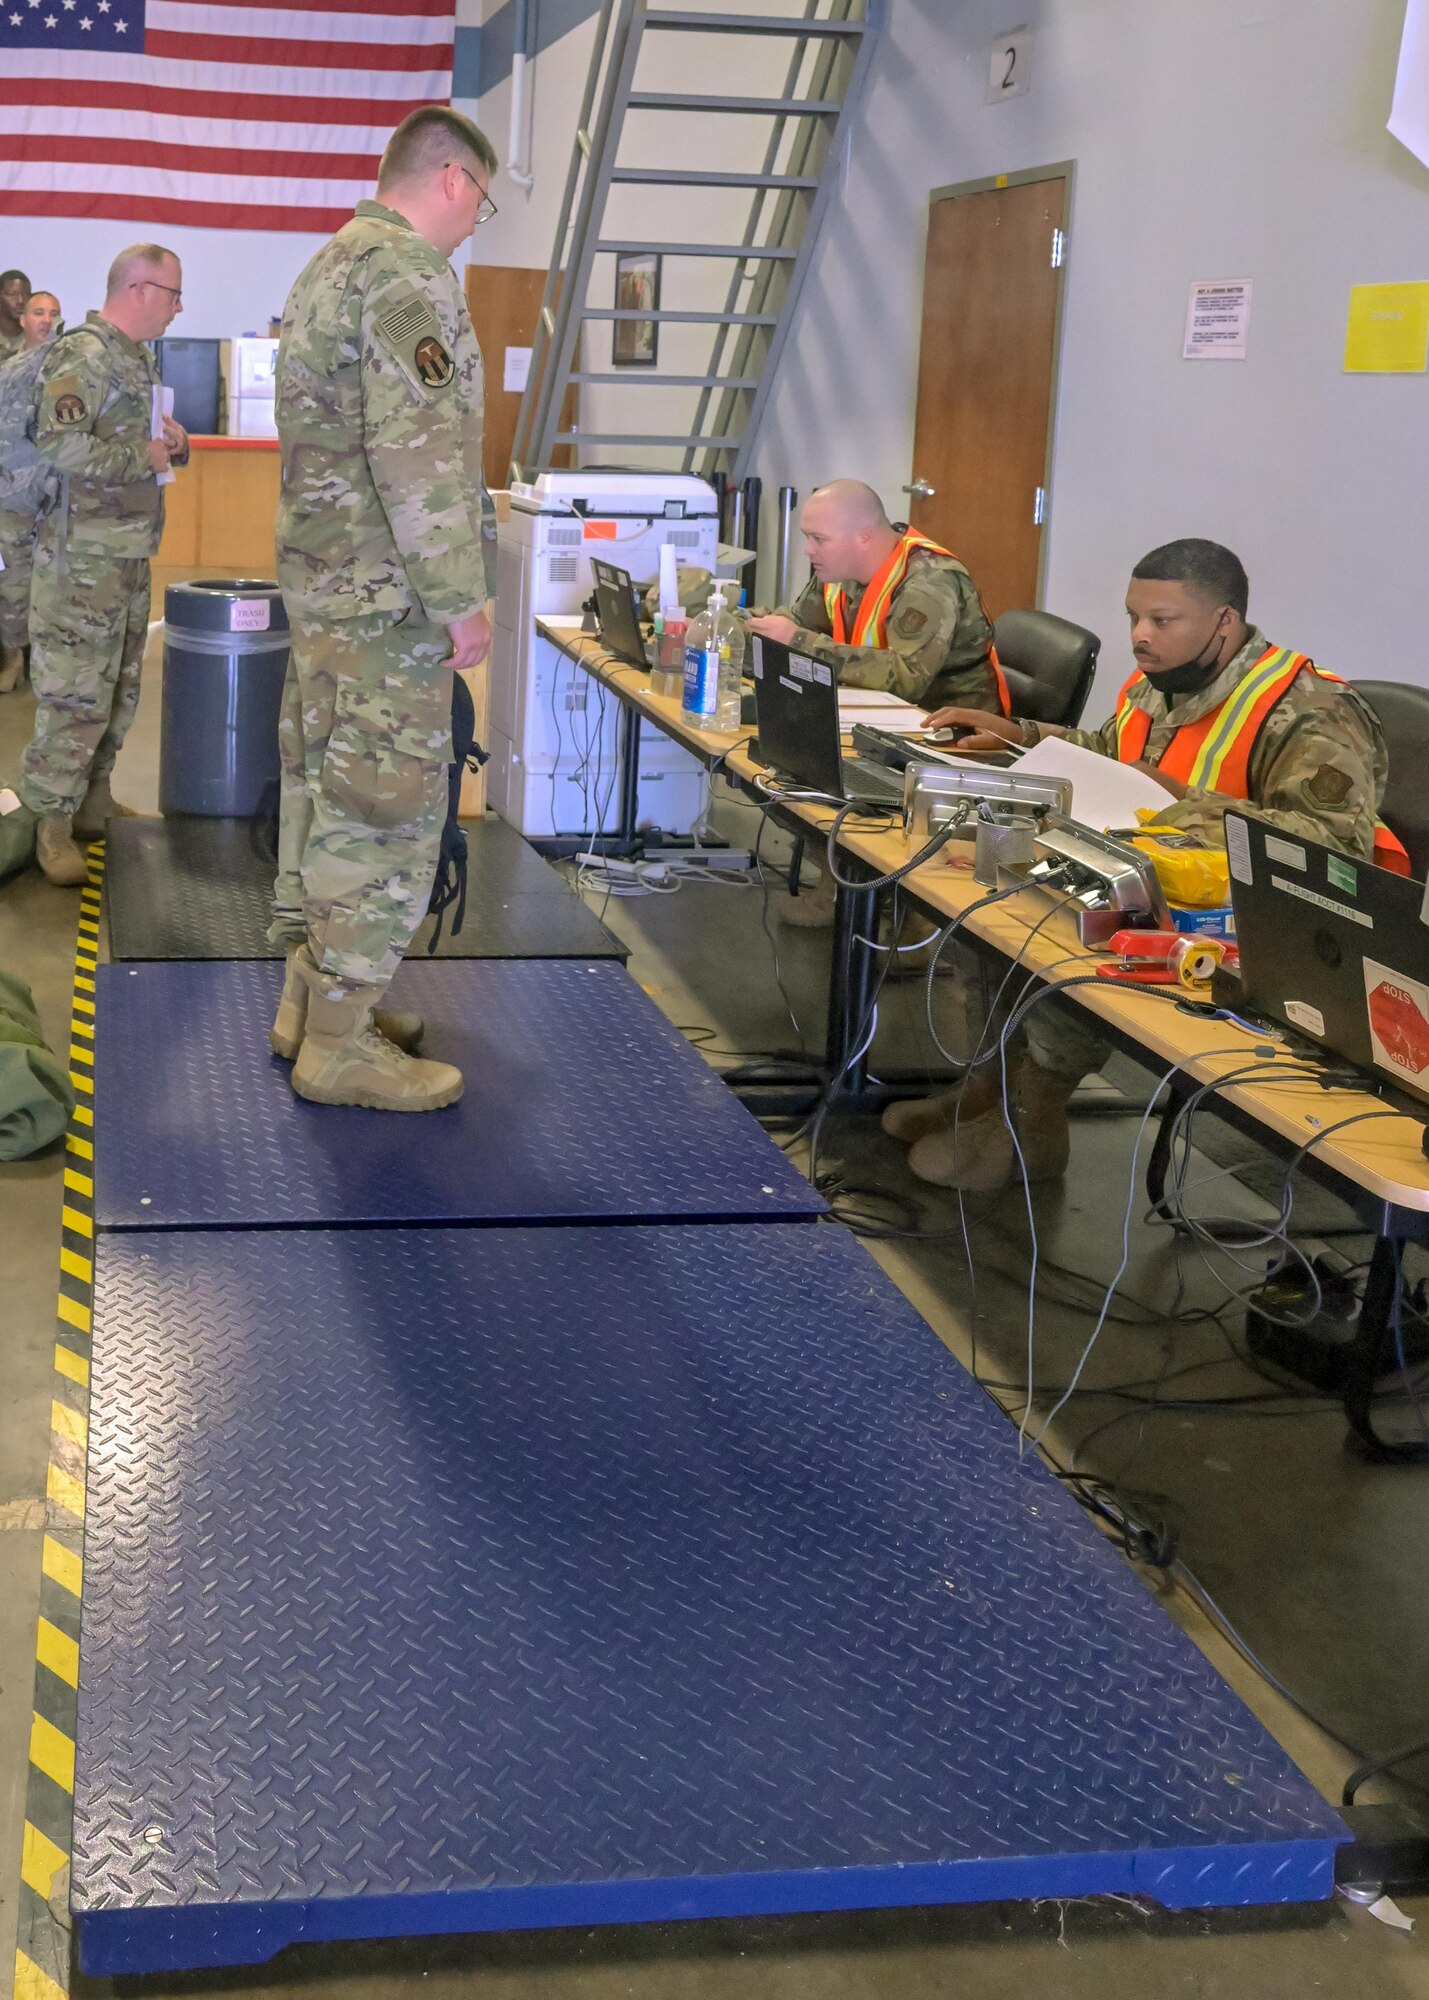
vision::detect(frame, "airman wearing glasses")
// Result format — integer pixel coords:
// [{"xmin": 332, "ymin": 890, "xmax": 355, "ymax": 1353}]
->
[
  {"xmin": 18, "ymin": 243, "xmax": 189, "ymax": 884},
  {"xmin": 267, "ymin": 106, "xmax": 500, "ymax": 1114}
]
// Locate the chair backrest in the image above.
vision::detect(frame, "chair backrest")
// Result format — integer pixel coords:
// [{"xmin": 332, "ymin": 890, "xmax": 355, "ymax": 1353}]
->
[
  {"xmin": 1352, "ymin": 680, "xmax": 1429, "ymax": 879},
  {"xmin": 993, "ymin": 608, "xmax": 1100, "ymax": 728}
]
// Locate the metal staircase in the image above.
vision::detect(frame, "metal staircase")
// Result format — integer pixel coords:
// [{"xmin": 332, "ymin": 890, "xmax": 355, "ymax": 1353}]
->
[{"xmin": 509, "ymin": 0, "xmax": 882, "ymax": 486}]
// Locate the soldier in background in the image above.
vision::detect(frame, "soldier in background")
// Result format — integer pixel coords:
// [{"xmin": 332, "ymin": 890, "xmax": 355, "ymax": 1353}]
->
[
  {"xmin": 0, "ymin": 271, "xmax": 30, "ymax": 361},
  {"xmin": 746, "ymin": 479, "xmax": 1007, "ymax": 926},
  {"xmin": 885, "ymin": 538, "xmax": 1398, "ymax": 1192},
  {"xmin": 267, "ymin": 105, "xmax": 497, "ymax": 1113},
  {"xmin": 17, "ymin": 246, "xmax": 186, "ymax": 885},
  {"xmin": 0, "ymin": 288, "xmax": 62, "ymax": 694}
]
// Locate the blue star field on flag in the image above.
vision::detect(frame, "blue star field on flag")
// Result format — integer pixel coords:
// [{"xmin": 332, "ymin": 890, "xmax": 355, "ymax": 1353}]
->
[{"xmin": 0, "ymin": 0, "xmax": 143, "ymax": 50}]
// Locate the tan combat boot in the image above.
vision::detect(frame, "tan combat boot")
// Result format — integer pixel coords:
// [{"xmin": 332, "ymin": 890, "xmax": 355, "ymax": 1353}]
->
[
  {"xmin": 0, "ymin": 645, "xmax": 24, "ymax": 694},
  {"xmin": 268, "ymin": 944, "xmax": 425, "ymax": 1061},
  {"xmin": 881, "ymin": 1063, "xmax": 1003, "ymax": 1145},
  {"xmin": 906, "ymin": 1051, "xmax": 1075, "ymax": 1193},
  {"xmin": 72, "ymin": 769, "xmax": 139, "ymax": 840},
  {"xmin": 770, "ymin": 866, "xmax": 837, "ymax": 928},
  {"xmin": 35, "ymin": 814, "xmax": 90, "ymax": 887},
  {"xmin": 290, "ymin": 949, "xmax": 462, "ymax": 1111}
]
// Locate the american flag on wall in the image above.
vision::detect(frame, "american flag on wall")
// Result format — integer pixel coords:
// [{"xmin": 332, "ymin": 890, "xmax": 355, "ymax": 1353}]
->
[{"xmin": 0, "ymin": 0, "xmax": 455, "ymax": 232}]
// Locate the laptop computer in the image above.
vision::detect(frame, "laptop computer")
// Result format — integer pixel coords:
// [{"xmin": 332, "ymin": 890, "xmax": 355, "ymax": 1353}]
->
[
  {"xmin": 1226, "ymin": 809, "xmax": 1429, "ymax": 1103},
  {"xmin": 749, "ymin": 634, "xmax": 906, "ymax": 806},
  {"xmin": 590, "ymin": 558, "xmax": 648, "ymax": 669}
]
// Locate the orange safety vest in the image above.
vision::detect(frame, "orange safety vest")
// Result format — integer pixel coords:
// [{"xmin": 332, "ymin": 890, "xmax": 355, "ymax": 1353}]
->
[
  {"xmin": 1113, "ymin": 645, "xmax": 1411, "ymax": 876},
  {"xmin": 823, "ymin": 527, "xmax": 1011, "ymax": 717}
]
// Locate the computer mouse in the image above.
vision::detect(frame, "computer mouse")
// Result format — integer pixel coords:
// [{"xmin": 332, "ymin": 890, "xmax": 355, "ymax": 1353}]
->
[{"xmin": 923, "ymin": 724, "xmax": 973, "ymax": 746}]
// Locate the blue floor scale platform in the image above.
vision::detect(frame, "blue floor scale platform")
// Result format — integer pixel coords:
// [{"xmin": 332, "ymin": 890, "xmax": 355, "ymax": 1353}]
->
[
  {"xmin": 93, "ymin": 958, "xmax": 823, "ymax": 1229},
  {"xmin": 73, "ymin": 1223, "xmax": 1344, "ymax": 1976}
]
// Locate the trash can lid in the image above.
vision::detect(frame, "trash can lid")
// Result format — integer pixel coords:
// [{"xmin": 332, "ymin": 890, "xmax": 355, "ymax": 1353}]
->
[{"xmin": 164, "ymin": 579, "xmax": 289, "ymax": 635}]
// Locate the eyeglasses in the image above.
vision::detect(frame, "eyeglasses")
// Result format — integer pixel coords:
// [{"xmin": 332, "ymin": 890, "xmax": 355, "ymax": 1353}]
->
[
  {"xmin": 135, "ymin": 280, "xmax": 182, "ymax": 303},
  {"xmin": 457, "ymin": 165, "xmax": 498, "ymax": 226}
]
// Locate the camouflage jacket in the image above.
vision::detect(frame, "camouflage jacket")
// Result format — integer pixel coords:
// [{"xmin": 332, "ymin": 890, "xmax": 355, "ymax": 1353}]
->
[
  {"xmin": 0, "ymin": 330, "xmax": 22, "ymax": 365},
  {"xmin": 0, "ymin": 343, "xmax": 56, "ymax": 518},
  {"xmin": 1028, "ymin": 626, "xmax": 1388, "ymax": 859},
  {"xmin": 33, "ymin": 312, "xmax": 164, "ymax": 557},
  {"xmin": 276, "ymin": 200, "xmax": 491, "ymax": 626},
  {"xmin": 771, "ymin": 546, "xmax": 999, "ymax": 710}
]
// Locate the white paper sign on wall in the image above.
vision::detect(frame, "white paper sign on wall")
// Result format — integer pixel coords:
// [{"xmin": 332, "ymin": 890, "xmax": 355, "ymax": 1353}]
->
[
  {"xmin": 987, "ymin": 27, "xmax": 1033, "ymax": 103},
  {"xmin": 503, "ymin": 345, "xmax": 532, "ymax": 394},
  {"xmin": 1183, "ymin": 280, "xmax": 1254, "ymax": 360}
]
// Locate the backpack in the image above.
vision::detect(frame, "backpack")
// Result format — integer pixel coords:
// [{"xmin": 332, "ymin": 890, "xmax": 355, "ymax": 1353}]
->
[
  {"xmin": 0, "ymin": 346, "xmax": 48, "ymax": 514},
  {"xmin": 425, "ymin": 670, "xmax": 489, "ymax": 952}
]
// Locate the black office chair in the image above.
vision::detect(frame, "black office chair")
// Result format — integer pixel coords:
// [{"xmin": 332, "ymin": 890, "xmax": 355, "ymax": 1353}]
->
[
  {"xmin": 993, "ymin": 609, "xmax": 1100, "ymax": 727},
  {"xmin": 1353, "ymin": 681, "xmax": 1429, "ymax": 880}
]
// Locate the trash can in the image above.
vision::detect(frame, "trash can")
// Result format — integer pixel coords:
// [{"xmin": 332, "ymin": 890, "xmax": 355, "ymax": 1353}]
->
[{"xmin": 159, "ymin": 579, "xmax": 290, "ymax": 816}]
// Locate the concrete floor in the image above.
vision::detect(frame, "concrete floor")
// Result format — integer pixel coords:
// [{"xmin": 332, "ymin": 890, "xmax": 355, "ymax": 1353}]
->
[{"xmin": 2, "ymin": 630, "xmax": 1429, "ymax": 1996}]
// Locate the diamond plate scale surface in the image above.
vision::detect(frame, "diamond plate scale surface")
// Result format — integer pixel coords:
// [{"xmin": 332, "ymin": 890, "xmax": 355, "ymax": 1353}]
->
[
  {"xmin": 94, "ymin": 959, "xmax": 821, "ymax": 1229},
  {"xmin": 103, "ymin": 815, "xmax": 626, "ymax": 962},
  {"xmin": 74, "ymin": 1223, "xmax": 1345, "ymax": 1976}
]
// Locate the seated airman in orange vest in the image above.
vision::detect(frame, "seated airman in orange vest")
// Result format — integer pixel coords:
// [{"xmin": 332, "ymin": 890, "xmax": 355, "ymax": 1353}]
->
[
  {"xmin": 747, "ymin": 478, "xmax": 1006, "ymax": 926},
  {"xmin": 883, "ymin": 537, "xmax": 1402, "ymax": 1193}
]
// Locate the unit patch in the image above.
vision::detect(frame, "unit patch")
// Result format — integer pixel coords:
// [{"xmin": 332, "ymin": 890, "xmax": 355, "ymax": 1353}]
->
[
  {"xmin": 52, "ymin": 386, "xmax": 87, "ymax": 426},
  {"xmin": 414, "ymin": 336, "xmax": 455, "ymax": 388},
  {"xmin": 374, "ymin": 284, "xmax": 454, "ymax": 397}
]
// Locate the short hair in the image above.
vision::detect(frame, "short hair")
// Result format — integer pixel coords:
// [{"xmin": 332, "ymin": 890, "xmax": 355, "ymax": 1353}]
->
[
  {"xmin": 1131, "ymin": 538, "xmax": 1249, "ymax": 617},
  {"xmin": 0, "ymin": 270, "xmax": 29, "ymax": 290},
  {"xmin": 807, "ymin": 479, "xmax": 890, "ymax": 533},
  {"xmin": 22, "ymin": 291, "xmax": 59, "ymax": 311},
  {"xmin": 105, "ymin": 242, "xmax": 179, "ymax": 299},
  {"xmin": 378, "ymin": 107, "xmax": 498, "ymax": 191}
]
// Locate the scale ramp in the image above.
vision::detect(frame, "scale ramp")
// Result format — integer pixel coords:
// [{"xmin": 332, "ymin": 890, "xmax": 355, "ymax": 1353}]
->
[{"xmin": 72, "ymin": 1223, "xmax": 1345, "ymax": 1976}]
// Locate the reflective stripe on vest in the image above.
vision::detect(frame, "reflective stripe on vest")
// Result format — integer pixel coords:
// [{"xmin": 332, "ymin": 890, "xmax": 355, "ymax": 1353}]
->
[
  {"xmin": 822, "ymin": 528, "xmax": 1010, "ymax": 715},
  {"xmin": 1113, "ymin": 648, "xmax": 1412, "ymax": 876}
]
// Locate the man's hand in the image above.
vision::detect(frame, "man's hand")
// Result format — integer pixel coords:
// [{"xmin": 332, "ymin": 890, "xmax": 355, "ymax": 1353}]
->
[
  {"xmin": 745, "ymin": 613, "xmax": 801, "ymax": 647},
  {"xmin": 1136, "ymin": 760, "xmax": 1188, "ymax": 799},
  {"xmin": 145, "ymin": 439, "xmax": 171, "ymax": 476},
  {"xmin": 921, "ymin": 705, "xmax": 1024, "ymax": 754},
  {"xmin": 445, "ymin": 608, "xmax": 492, "ymax": 673},
  {"xmin": 161, "ymin": 416, "xmax": 189, "ymax": 464}
]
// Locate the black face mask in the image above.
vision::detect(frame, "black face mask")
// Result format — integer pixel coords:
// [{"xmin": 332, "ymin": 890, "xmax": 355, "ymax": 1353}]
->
[{"xmin": 1143, "ymin": 615, "xmax": 1230, "ymax": 697}]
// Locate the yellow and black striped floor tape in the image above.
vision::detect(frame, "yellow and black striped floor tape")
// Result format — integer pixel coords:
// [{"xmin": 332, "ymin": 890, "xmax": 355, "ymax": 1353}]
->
[{"xmin": 14, "ymin": 841, "xmax": 103, "ymax": 2000}]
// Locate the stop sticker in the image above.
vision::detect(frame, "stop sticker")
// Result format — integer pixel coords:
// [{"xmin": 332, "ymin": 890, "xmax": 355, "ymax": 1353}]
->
[{"xmin": 1364, "ymin": 958, "xmax": 1429, "ymax": 1078}]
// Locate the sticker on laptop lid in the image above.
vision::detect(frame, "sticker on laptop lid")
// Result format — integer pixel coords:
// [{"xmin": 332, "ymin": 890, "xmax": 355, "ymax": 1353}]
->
[
  {"xmin": 1283, "ymin": 1001, "xmax": 1326, "ymax": 1037},
  {"xmin": 789, "ymin": 655, "xmax": 813, "ymax": 682},
  {"xmin": 1326, "ymin": 853, "xmax": 1358, "ymax": 895},
  {"xmin": 750, "ymin": 638, "xmax": 764, "ymax": 679},
  {"xmin": 1364, "ymin": 958, "xmax": 1429, "ymax": 1081},
  {"xmin": 1225, "ymin": 814, "xmax": 1253, "ymax": 885},
  {"xmin": 1264, "ymin": 835, "xmax": 1307, "ymax": 871},
  {"xmin": 811, "ymin": 660, "xmax": 832, "ymax": 686},
  {"xmin": 1270, "ymin": 875, "xmax": 1372, "ymax": 928}
]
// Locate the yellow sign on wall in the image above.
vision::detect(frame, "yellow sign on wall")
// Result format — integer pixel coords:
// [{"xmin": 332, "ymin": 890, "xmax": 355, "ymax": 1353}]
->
[{"xmin": 1344, "ymin": 282, "xmax": 1429, "ymax": 373}]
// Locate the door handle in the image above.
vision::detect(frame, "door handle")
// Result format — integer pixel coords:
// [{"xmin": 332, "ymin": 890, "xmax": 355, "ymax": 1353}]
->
[{"xmin": 902, "ymin": 478, "xmax": 935, "ymax": 500}]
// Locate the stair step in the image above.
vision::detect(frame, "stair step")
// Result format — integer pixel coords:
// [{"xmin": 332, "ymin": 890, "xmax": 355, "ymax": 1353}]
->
[
  {"xmin": 627, "ymin": 92, "xmax": 842, "ymax": 115},
  {"xmin": 596, "ymin": 240, "xmax": 798, "ymax": 259},
  {"xmin": 645, "ymin": 10, "xmax": 867, "ymax": 33},
  {"xmin": 557, "ymin": 433, "xmax": 742, "ymax": 448},
  {"xmin": 610, "ymin": 168, "xmax": 820, "ymax": 190},
  {"xmin": 570, "ymin": 374, "xmax": 760, "ymax": 389},
  {"xmin": 583, "ymin": 310, "xmax": 779, "ymax": 326}
]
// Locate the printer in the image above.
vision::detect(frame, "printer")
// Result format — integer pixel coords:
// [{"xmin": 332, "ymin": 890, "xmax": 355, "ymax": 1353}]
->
[{"xmin": 486, "ymin": 470, "xmax": 721, "ymax": 839}]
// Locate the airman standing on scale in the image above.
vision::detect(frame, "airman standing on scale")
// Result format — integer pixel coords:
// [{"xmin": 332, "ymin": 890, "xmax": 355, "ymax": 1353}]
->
[{"xmin": 267, "ymin": 105, "xmax": 498, "ymax": 1112}]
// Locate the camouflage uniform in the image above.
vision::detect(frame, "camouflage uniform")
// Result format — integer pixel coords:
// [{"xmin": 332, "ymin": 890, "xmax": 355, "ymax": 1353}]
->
[
  {"xmin": 17, "ymin": 312, "xmax": 165, "ymax": 815},
  {"xmin": 0, "ymin": 343, "xmax": 58, "ymax": 650},
  {"xmin": 0, "ymin": 330, "xmax": 23, "ymax": 365},
  {"xmin": 769, "ymin": 544, "xmax": 1000, "ymax": 710},
  {"xmin": 269, "ymin": 199, "xmax": 491, "ymax": 987},
  {"xmin": 1021, "ymin": 625, "xmax": 1389, "ymax": 1077}
]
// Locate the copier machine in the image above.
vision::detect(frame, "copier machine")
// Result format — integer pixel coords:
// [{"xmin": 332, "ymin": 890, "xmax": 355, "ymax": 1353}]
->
[{"xmin": 486, "ymin": 470, "xmax": 721, "ymax": 840}]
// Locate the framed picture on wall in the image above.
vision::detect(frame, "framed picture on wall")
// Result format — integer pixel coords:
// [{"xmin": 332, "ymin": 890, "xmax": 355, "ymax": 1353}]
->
[{"xmin": 612, "ymin": 250, "xmax": 660, "ymax": 366}]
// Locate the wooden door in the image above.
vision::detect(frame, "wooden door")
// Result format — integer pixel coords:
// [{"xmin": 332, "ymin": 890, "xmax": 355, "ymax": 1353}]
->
[
  {"xmin": 908, "ymin": 175, "xmax": 1067, "ymax": 618},
  {"xmin": 463, "ymin": 263, "xmax": 574, "ymax": 490}
]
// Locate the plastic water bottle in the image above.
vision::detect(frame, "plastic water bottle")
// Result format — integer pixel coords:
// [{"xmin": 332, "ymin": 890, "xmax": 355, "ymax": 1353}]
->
[{"xmin": 682, "ymin": 582, "xmax": 745, "ymax": 732}]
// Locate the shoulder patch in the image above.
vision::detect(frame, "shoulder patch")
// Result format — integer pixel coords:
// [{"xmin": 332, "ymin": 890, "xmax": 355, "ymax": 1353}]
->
[
  {"xmin": 47, "ymin": 376, "xmax": 87, "ymax": 426},
  {"xmin": 1305, "ymin": 763, "xmax": 1353, "ymax": 807},
  {"xmin": 372, "ymin": 282, "xmax": 454, "ymax": 394},
  {"xmin": 895, "ymin": 605, "xmax": 929, "ymax": 637}
]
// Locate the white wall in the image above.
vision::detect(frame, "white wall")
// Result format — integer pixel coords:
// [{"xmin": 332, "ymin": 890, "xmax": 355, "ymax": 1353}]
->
[{"xmin": 751, "ymin": 0, "xmax": 1429, "ymax": 702}]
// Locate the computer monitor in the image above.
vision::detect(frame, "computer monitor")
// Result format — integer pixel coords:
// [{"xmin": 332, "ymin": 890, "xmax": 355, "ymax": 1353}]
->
[
  {"xmin": 590, "ymin": 559, "xmax": 647, "ymax": 669},
  {"xmin": 153, "ymin": 337, "xmax": 222, "ymax": 436}
]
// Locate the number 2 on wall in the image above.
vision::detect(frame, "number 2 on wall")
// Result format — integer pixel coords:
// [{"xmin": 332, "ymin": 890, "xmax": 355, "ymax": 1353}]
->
[{"xmin": 986, "ymin": 27, "xmax": 1033, "ymax": 102}]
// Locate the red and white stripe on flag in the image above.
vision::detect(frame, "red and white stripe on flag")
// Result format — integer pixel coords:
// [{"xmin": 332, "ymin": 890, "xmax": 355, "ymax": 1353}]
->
[{"xmin": 0, "ymin": 0, "xmax": 456, "ymax": 232}]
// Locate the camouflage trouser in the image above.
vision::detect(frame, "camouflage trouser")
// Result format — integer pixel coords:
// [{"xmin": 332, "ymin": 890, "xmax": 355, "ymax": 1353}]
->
[
  {"xmin": 1025, "ymin": 1002, "xmax": 1110, "ymax": 1084},
  {"xmin": 268, "ymin": 606, "xmax": 453, "ymax": 989},
  {"xmin": 931, "ymin": 938, "xmax": 1109, "ymax": 1084},
  {"xmin": 18, "ymin": 531, "xmax": 150, "ymax": 816},
  {"xmin": 0, "ymin": 507, "xmax": 36, "ymax": 651}
]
